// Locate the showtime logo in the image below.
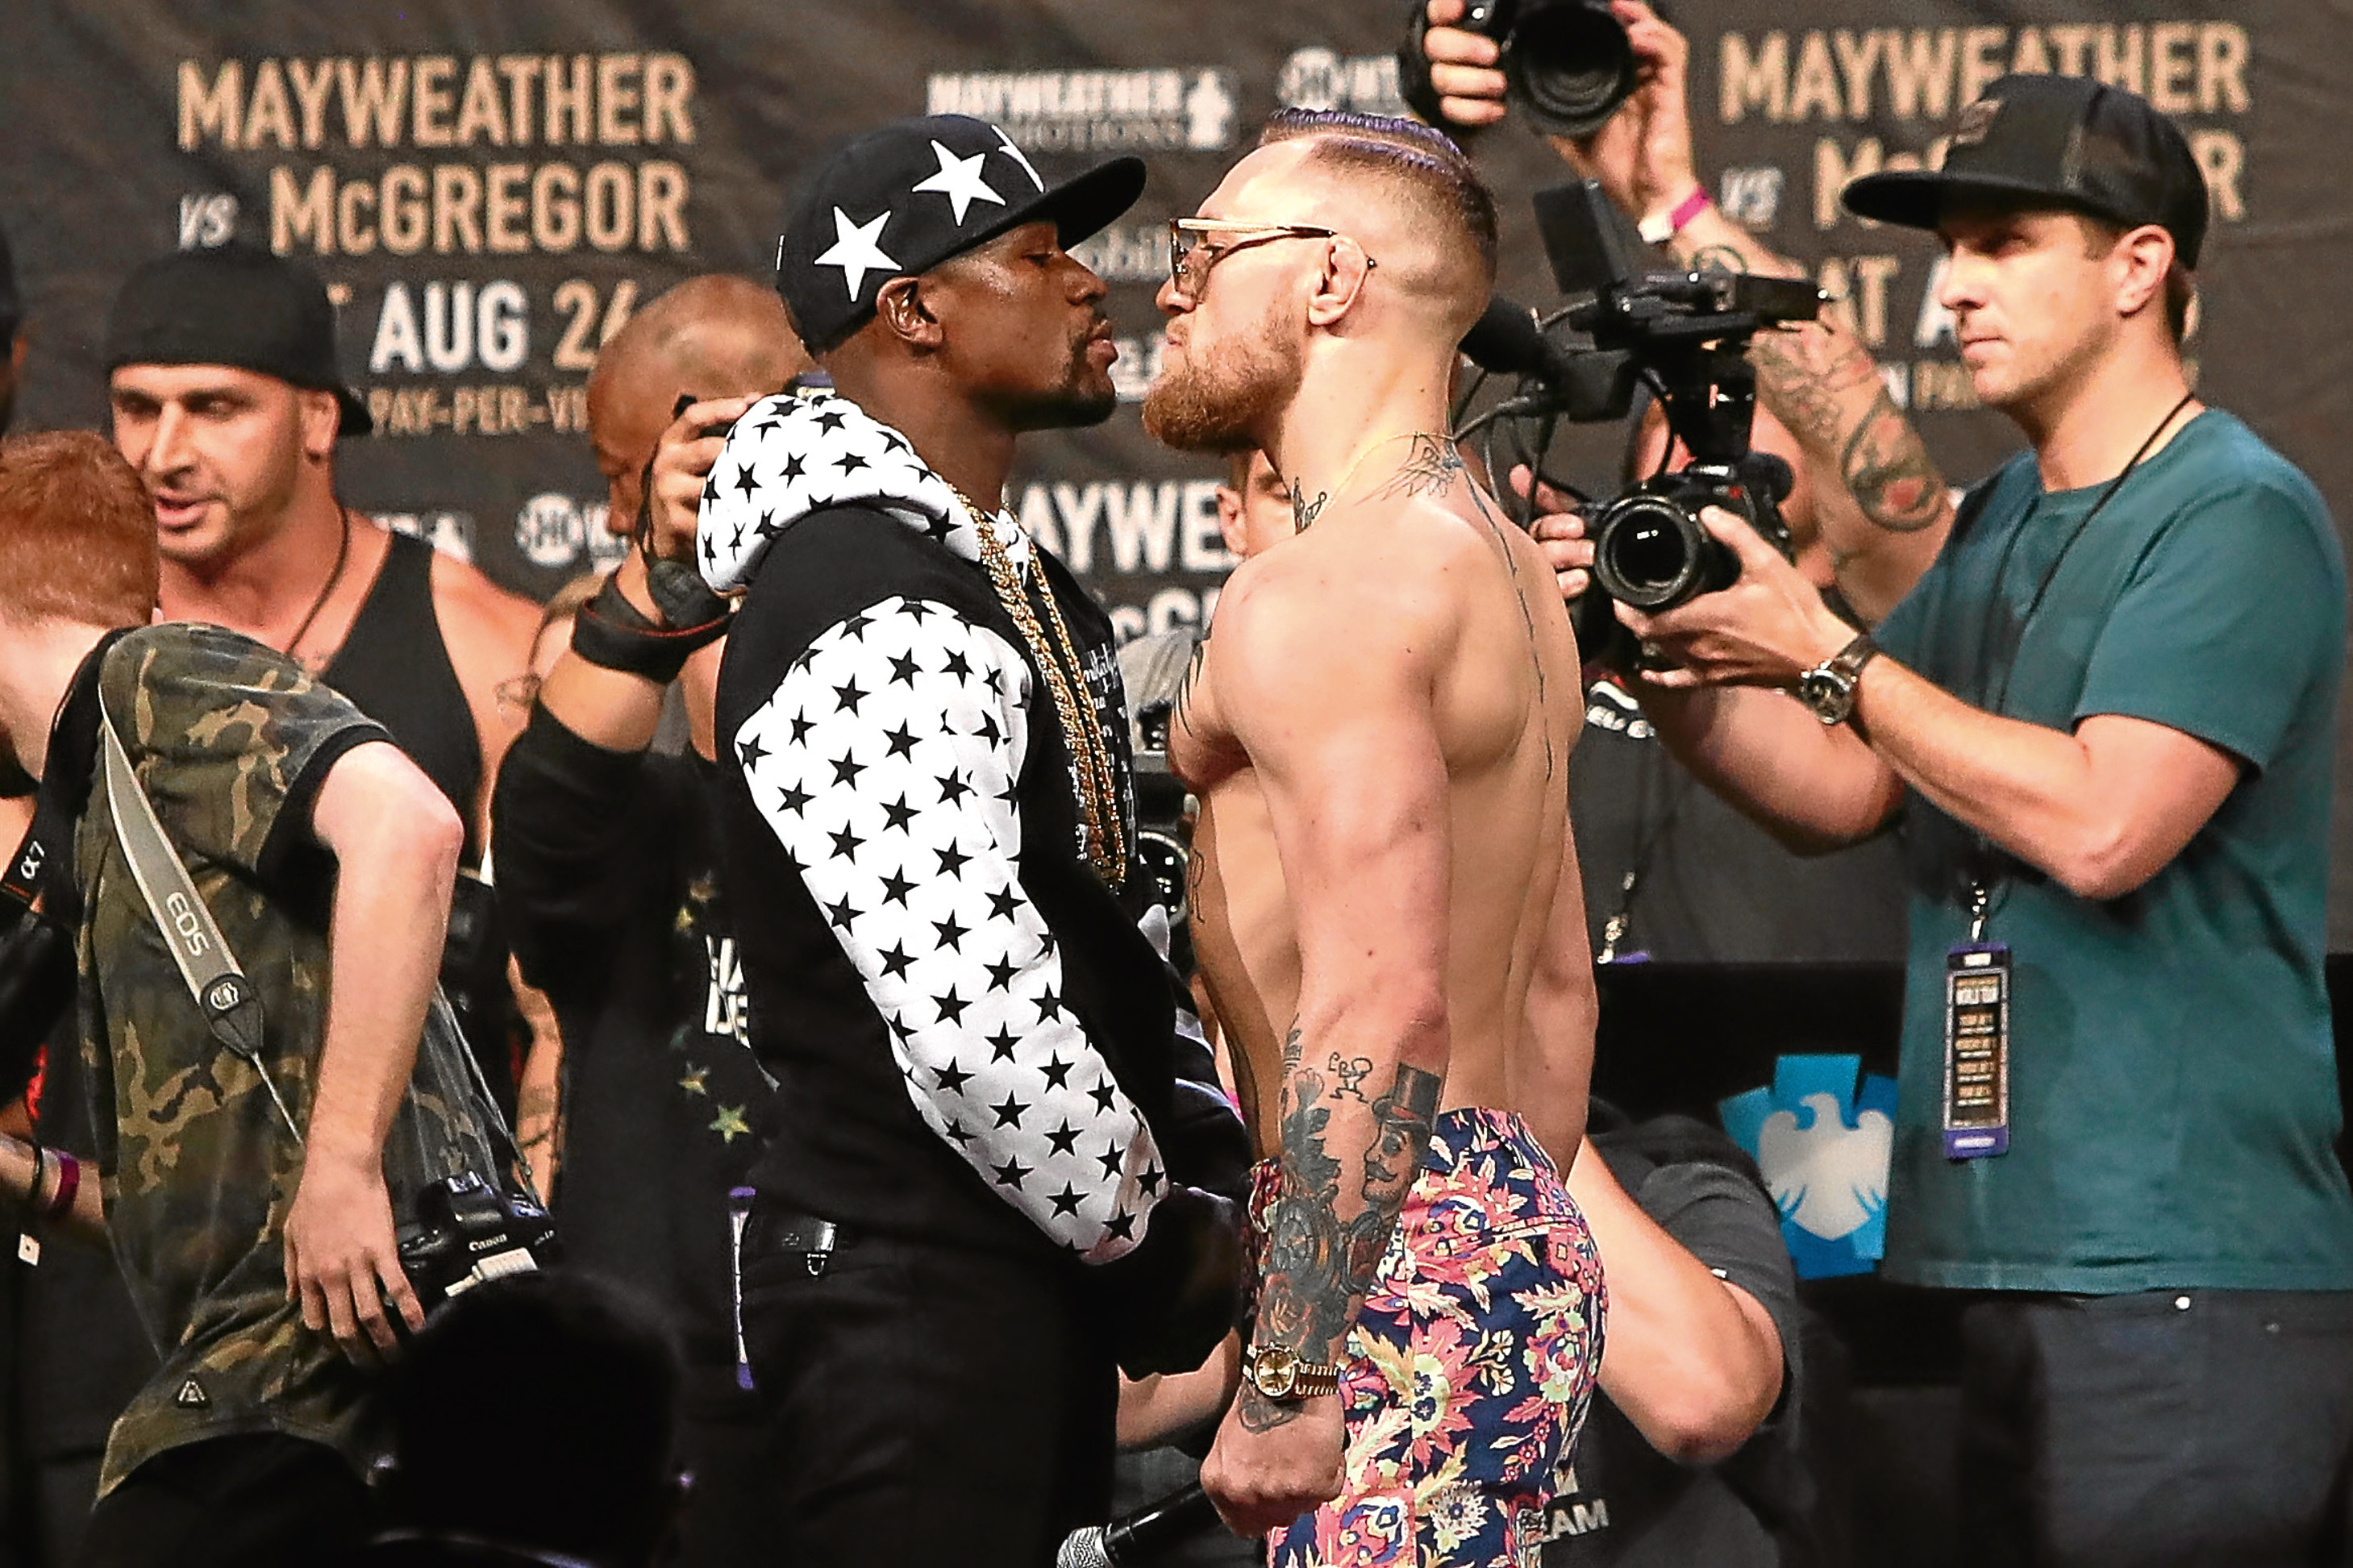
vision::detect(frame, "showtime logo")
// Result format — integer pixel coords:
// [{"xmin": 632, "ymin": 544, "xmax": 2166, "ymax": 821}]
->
[
  {"xmin": 512, "ymin": 493, "xmax": 625, "ymax": 572},
  {"xmin": 927, "ymin": 69, "xmax": 1237, "ymax": 152},
  {"xmin": 1276, "ymin": 48, "xmax": 1408, "ymax": 117}
]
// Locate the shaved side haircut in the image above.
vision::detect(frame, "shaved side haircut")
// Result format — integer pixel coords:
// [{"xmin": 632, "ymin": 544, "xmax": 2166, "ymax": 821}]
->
[{"xmin": 1258, "ymin": 108, "xmax": 1498, "ymax": 299}]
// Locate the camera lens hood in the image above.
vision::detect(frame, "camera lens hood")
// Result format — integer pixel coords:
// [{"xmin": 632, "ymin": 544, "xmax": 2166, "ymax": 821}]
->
[{"xmin": 1505, "ymin": 0, "xmax": 1640, "ymax": 139}]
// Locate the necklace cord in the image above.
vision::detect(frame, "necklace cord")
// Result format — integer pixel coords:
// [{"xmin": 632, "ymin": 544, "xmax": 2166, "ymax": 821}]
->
[
  {"xmin": 1962, "ymin": 392, "xmax": 2197, "ymax": 905},
  {"xmin": 284, "ymin": 506, "xmax": 355, "ymax": 668}
]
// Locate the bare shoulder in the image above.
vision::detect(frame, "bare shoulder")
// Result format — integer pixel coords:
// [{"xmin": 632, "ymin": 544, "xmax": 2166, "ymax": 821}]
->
[
  {"xmin": 425, "ymin": 547, "xmax": 539, "ymax": 676},
  {"xmin": 1208, "ymin": 512, "xmax": 1461, "ymax": 714}
]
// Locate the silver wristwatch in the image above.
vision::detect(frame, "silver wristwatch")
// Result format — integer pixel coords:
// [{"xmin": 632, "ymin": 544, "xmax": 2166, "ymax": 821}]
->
[{"xmin": 1796, "ymin": 632, "xmax": 1880, "ymax": 726}]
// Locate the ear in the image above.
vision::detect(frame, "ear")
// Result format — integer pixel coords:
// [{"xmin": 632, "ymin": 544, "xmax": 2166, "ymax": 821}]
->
[
  {"xmin": 1214, "ymin": 485, "xmax": 1248, "ymax": 558},
  {"xmin": 1303, "ymin": 237, "xmax": 1376, "ymax": 329},
  {"xmin": 298, "ymin": 389, "xmax": 340, "ymax": 462},
  {"xmin": 2109, "ymin": 223, "xmax": 2176, "ymax": 324},
  {"xmin": 873, "ymin": 277, "xmax": 945, "ymax": 351}
]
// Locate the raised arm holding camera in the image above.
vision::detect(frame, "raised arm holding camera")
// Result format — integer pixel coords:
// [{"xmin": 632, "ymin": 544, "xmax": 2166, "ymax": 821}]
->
[{"xmin": 1416, "ymin": 0, "xmax": 1952, "ymax": 625}]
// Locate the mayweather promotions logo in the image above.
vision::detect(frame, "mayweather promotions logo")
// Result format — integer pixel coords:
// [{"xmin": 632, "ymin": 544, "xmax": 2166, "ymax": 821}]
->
[{"xmin": 926, "ymin": 69, "xmax": 1237, "ymax": 152}]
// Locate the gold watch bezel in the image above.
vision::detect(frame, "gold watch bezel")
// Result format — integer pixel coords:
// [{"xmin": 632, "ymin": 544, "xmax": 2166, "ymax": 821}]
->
[{"xmin": 1245, "ymin": 1343, "xmax": 1339, "ymax": 1402}]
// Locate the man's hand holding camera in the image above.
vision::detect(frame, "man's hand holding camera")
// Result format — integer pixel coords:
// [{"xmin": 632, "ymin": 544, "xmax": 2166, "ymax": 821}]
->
[
  {"xmin": 1421, "ymin": 0, "xmax": 1953, "ymax": 624},
  {"xmin": 1422, "ymin": 0, "xmax": 1700, "ymax": 232},
  {"xmin": 1619, "ymin": 505, "xmax": 1852, "ymax": 692},
  {"xmin": 1514, "ymin": 467, "xmax": 1594, "ymax": 604},
  {"xmin": 648, "ymin": 395, "xmax": 760, "ymax": 568},
  {"xmin": 284, "ymin": 1144, "xmax": 424, "ymax": 1363}
]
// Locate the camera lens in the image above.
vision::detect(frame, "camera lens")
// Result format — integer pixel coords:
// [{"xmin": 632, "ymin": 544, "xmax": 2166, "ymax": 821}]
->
[
  {"xmin": 1593, "ymin": 490, "xmax": 1707, "ymax": 609},
  {"xmin": 1505, "ymin": 0, "xmax": 1639, "ymax": 139},
  {"xmin": 1606, "ymin": 518, "xmax": 1688, "ymax": 596}
]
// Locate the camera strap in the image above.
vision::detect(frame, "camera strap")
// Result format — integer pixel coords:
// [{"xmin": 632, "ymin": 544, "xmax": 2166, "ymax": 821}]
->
[
  {"xmin": 95, "ymin": 703, "xmax": 304, "ymax": 1145},
  {"xmin": 2, "ymin": 632, "xmax": 129, "ymax": 931}
]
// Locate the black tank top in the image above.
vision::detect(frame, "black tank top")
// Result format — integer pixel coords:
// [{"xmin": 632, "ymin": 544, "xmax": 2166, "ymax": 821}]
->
[{"xmin": 323, "ymin": 530, "xmax": 484, "ymax": 855}]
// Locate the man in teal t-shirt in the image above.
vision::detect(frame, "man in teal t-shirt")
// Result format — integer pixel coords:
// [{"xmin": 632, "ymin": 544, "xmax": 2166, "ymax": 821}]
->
[{"xmin": 1610, "ymin": 73, "xmax": 2353, "ymax": 1564}]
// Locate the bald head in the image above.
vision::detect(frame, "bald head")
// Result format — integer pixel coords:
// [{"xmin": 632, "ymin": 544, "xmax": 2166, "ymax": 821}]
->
[{"xmin": 587, "ymin": 274, "xmax": 809, "ymax": 533}]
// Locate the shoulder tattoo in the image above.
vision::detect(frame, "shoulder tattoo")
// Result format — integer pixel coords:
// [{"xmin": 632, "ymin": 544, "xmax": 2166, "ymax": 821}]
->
[{"xmin": 1374, "ymin": 433, "xmax": 1466, "ymax": 502}]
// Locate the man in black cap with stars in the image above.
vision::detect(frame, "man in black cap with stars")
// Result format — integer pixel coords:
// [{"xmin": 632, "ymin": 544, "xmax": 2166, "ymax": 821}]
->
[
  {"xmin": 655, "ymin": 115, "xmax": 1243, "ymax": 1566},
  {"xmin": 1600, "ymin": 73, "xmax": 2353, "ymax": 1562}
]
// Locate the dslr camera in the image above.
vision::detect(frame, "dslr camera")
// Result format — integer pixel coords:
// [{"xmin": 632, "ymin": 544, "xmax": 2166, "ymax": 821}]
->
[
  {"xmin": 397, "ymin": 1172, "xmax": 560, "ymax": 1314},
  {"xmin": 1400, "ymin": 0, "xmax": 1640, "ymax": 138}
]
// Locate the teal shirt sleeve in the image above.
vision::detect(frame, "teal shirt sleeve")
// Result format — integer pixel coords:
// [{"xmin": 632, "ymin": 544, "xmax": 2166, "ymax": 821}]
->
[
  {"xmin": 2074, "ymin": 483, "xmax": 2345, "ymax": 772},
  {"xmin": 1871, "ymin": 560, "xmax": 1933, "ymax": 668}
]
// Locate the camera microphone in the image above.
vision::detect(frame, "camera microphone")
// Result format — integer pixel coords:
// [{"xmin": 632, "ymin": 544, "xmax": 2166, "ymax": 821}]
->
[
  {"xmin": 1460, "ymin": 296, "xmax": 1567, "ymax": 383},
  {"xmin": 1460, "ymin": 296, "xmax": 1635, "ymax": 423},
  {"xmin": 1056, "ymin": 1482, "xmax": 1222, "ymax": 1568}
]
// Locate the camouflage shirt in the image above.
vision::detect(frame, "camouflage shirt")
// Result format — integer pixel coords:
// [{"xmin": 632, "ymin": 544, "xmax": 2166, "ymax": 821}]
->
[{"xmin": 73, "ymin": 624, "xmax": 506, "ymax": 1493}]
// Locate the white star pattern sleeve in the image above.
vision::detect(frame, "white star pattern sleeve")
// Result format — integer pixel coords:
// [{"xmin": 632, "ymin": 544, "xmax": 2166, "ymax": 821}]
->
[{"xmin": 731, "ymin": 596, "xmax": 1166, "ymax": 1262}]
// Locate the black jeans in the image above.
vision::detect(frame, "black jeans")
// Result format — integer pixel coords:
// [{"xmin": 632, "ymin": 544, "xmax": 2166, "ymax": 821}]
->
[
  {"xmin": 1959, "ymin": 1287, "xmax": 2353, "ymax": 1567},
  {"xmin": 738, "ymin": 1209, "xmax": 1118, "ymax": 1568},
  {"xmin": 74, "ymin": 1432, "xmax": 369, "ymax": 1568}
]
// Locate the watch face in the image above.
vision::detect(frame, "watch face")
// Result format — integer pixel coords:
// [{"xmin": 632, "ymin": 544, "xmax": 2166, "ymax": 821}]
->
[{"xmin": 1799, "ymin": 670, "xmax": 1853, "ymax": 722}]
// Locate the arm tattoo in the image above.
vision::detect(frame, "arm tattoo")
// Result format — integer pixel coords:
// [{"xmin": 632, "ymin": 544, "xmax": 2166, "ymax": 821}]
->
[
  {"xmin": 1291, "ymin": 483, "xmax": 1327, "ymax": 534},
  {"xmin": 1747, "ymin": 325, "xmax": 1872, "ymax": 455},
  {"xmin": 1373, "ymin": 433, "xmax": 1465, "ymax": 501},
  {"xmin": 1689, "ymin": 243, "xmax": 1749, "ymax": 276},
  {"xmin": 1240, "ymin": 1055, "xmax": 1441, "ymax": 1431},
  {"xmin": 1839, "ymin": 386, "xmax": 1947, "ymax": 533},
  {"xmin": 1678, "ymin": 230, "xmax": 1947, "ymax": 533}
]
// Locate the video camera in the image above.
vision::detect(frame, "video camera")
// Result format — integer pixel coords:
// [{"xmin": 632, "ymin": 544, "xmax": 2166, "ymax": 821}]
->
[{"xmin": 1456, "ymin": 183, "xmax": 1821, "ymax": 647}]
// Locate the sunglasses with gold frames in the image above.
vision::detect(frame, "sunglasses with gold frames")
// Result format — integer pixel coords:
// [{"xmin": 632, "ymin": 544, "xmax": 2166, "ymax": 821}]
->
[{"xmin": 1166, "ymin": 218, "xmax": 1376, "ymax": 302}]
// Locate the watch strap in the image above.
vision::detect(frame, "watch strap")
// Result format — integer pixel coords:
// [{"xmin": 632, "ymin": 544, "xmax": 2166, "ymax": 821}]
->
[
  {"xmin": 1798, "ymin": 631, "xmax": 1880, "ymax": 726},
  {"xmin": 1828, "ymin": 630, "xmax": 1880, "ymax": 682}
]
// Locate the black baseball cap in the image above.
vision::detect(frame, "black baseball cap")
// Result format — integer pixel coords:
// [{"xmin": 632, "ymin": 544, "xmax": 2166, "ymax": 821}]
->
[
  {"xmin": 1843, "ymin": 73, "xmax": 2209, "ymax": 268},
  {"xmin": 104, "ymin": 240, "xmax": 373, "ymax": 436},
  {"xmin": 776, "ymin": 114, "xmax": 1144, "ymax": 354}
]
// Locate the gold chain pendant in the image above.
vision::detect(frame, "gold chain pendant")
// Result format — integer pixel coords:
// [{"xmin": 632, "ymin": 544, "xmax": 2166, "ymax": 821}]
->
[{"xmin": 949, "ymin": 487, "xmax": 1128, "ymax": 888}]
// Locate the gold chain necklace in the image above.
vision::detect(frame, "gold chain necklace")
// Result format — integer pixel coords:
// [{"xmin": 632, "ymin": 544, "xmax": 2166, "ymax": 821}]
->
[{"xmin": 948, "ymin": 485, "xmax": 1128, "ymax": 888}]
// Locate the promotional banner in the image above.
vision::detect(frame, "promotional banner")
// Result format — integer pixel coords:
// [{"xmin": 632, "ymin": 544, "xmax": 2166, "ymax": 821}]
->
[{"xmin": 5, "ymin": 0, "xmax": 2347, "ymax": 936}]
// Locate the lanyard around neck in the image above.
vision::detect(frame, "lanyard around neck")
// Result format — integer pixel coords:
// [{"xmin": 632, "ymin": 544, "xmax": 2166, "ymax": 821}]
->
[{"xmin": 1974, "ymin": 393, "xmax": 2197, "ymax": 720}]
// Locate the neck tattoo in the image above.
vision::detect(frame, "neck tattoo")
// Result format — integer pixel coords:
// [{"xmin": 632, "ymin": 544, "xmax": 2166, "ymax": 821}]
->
[{"xmin": 1289, "ymin": 430, "xmax": 1455, "ymax": 535}]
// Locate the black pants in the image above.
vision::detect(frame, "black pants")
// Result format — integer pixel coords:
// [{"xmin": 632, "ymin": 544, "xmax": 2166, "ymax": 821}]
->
[
  {"xmin": 739, "ymin": 1211, "xmax": 1116, "ymax": 1568},
  {"xmin": 1958, "ymin": 1287, "xmax": 2353, "ymax": 1567},
  {"xmin": 668, "ymin": 1387, "xmax": 772, "ymax": 1568},
  {"xmin": 73, "ymin": 1432, "xmax": 369, "ymax": 1568}
]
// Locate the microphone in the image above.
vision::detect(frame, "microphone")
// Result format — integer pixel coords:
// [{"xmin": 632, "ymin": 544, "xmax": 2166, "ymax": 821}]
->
[
  {"xmin": 1056, "ymin": 1482, "xmax": 1222, "ymax": 1568},
  {"xmin": 1460, "ymin": 296, "xmax": 1572, "ymax": 384},
  {"xmin": 1459, "ymin": 297, "xmax": 1637, "ymax": 423}
]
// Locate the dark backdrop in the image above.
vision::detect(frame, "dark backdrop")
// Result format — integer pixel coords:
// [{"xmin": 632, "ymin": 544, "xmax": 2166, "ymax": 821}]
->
[{"xmin": 5, "ymin": 0, "xmax": 2349, "ymax": 942}]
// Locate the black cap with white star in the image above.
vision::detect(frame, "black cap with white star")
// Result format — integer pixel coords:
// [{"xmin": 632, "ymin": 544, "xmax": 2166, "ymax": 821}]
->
[{"xmin": 775, "ymin": 114, "xmax": 1144, "ymax": 355}]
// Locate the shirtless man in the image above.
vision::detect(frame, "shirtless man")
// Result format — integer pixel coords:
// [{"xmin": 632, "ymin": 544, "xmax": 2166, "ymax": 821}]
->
[{"xmin": 1147, "ymin": 109, "xmax": 1604, "ymax": 1565}]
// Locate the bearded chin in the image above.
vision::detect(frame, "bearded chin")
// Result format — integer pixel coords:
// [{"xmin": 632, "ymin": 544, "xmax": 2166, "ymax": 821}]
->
[{"xmin": 1143, "ymin": 310, "xmax": 1301, "ymax": 454}]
